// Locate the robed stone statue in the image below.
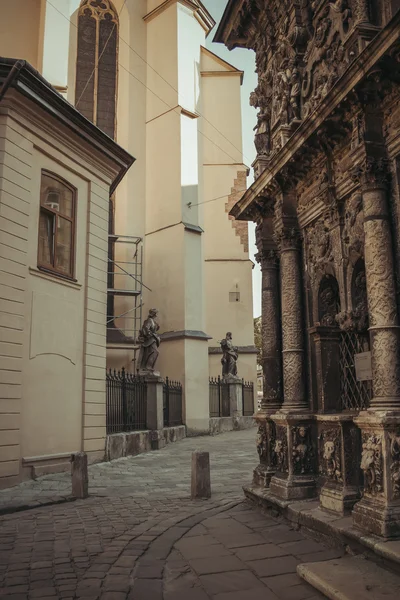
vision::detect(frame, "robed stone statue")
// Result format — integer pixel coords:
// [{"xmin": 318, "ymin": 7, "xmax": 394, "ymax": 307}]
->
[
  {"xmin": 138, "ymin": 308, "xmax": 160, "ymax": 374},
  {"xmin": 220, "ymin": 332, "xmax": 239, "ymax": 379}
]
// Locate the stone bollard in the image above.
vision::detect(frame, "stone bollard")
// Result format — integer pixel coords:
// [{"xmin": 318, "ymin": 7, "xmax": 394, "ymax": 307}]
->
[
  {"xmin": 71, "ymin": 452, "xmax": 88, "ymax": 499},
  {"xmin": 191, "ymin": 451, "xmax": 211, "ymax": 499}
]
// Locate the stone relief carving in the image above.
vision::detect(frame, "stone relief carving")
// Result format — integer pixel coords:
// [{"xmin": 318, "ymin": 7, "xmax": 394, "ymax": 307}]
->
[
  {"xmin": 390, "ymin": 431, "xmax": 400, "ymax": 500},
  {"xmin": 306, "ymin": 219, "xmax": 334, "ymax": 283},
  {"xmin": 275, "ymin": 425, "xmax": 289, "ymax": 472},
  {"xmin": 319, "ymin": 428, "xmax": 343, "ymax": 481},
  {"xmin": 360, "ymin": 432, "xmax": 383, "ymax": 495},
  {"xmin": 292, "ymin": 425, "xmax": 315, "ymax": 475},
  {"xmin": 318, "ymin": 275, "xmax": 341, "ymax": 326},
  {"xmin": 256, "ymin": 423, "xmax": 268, "ymax": 462}
]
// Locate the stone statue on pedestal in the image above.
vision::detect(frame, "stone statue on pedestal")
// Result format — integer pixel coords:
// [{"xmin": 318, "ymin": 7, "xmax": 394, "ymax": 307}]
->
[
  {"xmin": 221, "ymin": 332, "xmax": 239, "ymax": 379},
  {"xmin": 137, "ymin": 308, "xmax": 160, "ymax": 375}
]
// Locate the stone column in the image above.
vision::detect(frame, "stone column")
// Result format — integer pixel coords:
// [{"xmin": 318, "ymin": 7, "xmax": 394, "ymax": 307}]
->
[
  {"xmin": 253, "ymin": 248, "xmax": 283, "ymax": 488},
  {"xmin": 352, "ymin": 157, "xmax": 400, "ymax": 537},
  {"xmin": 269, "ymin": 230, "xmax": 316, "ymax": 501},
  {"xmin": 279, "ymin": 232, "xmax": 308, "ymax": 413}
]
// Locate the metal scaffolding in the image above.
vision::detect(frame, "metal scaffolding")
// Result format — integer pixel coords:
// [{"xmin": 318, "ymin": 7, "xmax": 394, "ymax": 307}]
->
[{"xmin": 106, "ymin": 234, "xmax": 144, "ymax": 352}]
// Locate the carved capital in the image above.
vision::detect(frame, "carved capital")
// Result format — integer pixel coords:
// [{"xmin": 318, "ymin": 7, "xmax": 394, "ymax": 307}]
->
[
  {"xmin": 255, "ymin": 249, "xmax": 279, "ymax": 269},
  {"xmin": 350, "ymin": 157, "xmax": 390, "ymax": 191},
  {"xmin": 274, "ymin": 227, "xmax": 301, "ymax": 252}
]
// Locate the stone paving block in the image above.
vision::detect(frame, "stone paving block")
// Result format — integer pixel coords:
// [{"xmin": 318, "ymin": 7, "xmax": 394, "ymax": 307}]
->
[
  {"xmin": 280, "ymin": 540, "xmax": 326, "ymax": 555},
  {"xmin": 131, "ymin": 578, "xmax": 162, "ymax": 600},
  {"xmin": 235, "ymin": 543, "xmax": 290, "ymax": 562},
  {"xmin": 262, "ymin": 573, "xmax": 305, "ymax": 592},
  {"xmin": 248, "ymin": 556, "xmax": 301, "ymax": 578},
  {"xmin": 178, "ymin": 542, "xmax": 232, "ymax": 560},
  {"xmin": 274, "ymin": 582, "xmax": 321, "ymax": 600},
  {"xmin": 215, "ymin": 533, "xmax": 267, "ymax": 548},
  {"xmin": 213, "ymin": 588, "xmax": 279, "ymax": 600},
  {"xmin": 199, "ymin": 570, "xmax": 265, "ymax": 595},
  {"xmin": 164, "ymin": 588, "xmax": 210, "ymax": 600},
  {"xmin": 189, "ymin": 555, "xmax": 246, "ymax": 575},
  {"xmin": 176, "ymin": 535, "xmax": 220, "ymax": 551},
  {"xmin": 135, "ymin": 559, "xmax": 164, "ymax": 579},
  {"xmin": 261, "ymin": 528, "xmax": 304, "ymax": 544},
  {"xmin": 298, "ymin": 548, "xmax": 344, "ymax": 563}
]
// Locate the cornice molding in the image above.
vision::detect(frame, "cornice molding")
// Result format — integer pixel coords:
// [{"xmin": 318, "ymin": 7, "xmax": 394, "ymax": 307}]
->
[
  {"xmin": 144, "ymin": 0, "xmax": 215, "ymax": 36},
  {"xmin": 229, "ymin": 10, "xmax": 400, "ymax": 221}
]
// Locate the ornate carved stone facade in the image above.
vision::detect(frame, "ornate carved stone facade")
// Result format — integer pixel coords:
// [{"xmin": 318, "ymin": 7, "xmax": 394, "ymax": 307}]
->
[{"xmin": 216, "ymin": 0, "xmax": 400, "ymax": 537}]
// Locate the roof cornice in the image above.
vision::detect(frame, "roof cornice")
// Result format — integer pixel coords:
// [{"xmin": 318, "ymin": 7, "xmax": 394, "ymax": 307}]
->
[
  {"xmin": 213, "ymin": 0, "xmax": 245, "ymax": 44},
  {"xmin": 0, "ymin": 57, "xmax": 135, "ymax": 195},
  {"xmin": 144, "ymin": 0, "xmax": 216, "ymax": 36}
]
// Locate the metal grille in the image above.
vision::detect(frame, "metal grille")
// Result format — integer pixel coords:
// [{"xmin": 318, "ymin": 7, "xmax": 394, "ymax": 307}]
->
[
  {"xmin": 163, "ymin": 378, "xmax": 183, "ymax": 427},
  {"xmin": 209, "ymin": 377, "xmax": 230, "ymax": 417},
  {"xmin": 339, "ymin": 331, "xmax": 372, "ymax": 411},
  {"xmin": 242, "ymin": 380, "xmax": 255, "ymax": 416},
  {"xmin": 106, "ymin": 368, "xmax": 147, "ymax": 434}
]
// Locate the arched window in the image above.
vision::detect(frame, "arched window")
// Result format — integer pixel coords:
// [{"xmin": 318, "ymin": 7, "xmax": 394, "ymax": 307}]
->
[
  {"xmin": 38, "ymin": 172, "xmax": 76, "ymax": 279},
  {"xmin": 75, "ymin": 0, "xmax": 118, "ymax": 139}
]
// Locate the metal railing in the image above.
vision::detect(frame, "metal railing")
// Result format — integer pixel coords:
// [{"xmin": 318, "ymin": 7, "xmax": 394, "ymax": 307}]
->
[
  {"xmin": 106, "ymin": 368, "xmax": 147, "ymax": 434},
  {"xmin": 209, "ymin": 376, "xmax": 230, "ymax": 417},
  {"xmin": 242, "ymin": 380, "xmax": 255, "ymax": 416},
  {"xmin": 163, "ymin": 378, "xmax": 183, "ymax": 427}
]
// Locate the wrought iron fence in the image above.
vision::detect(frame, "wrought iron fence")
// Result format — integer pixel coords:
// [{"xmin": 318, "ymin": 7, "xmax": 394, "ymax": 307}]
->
[
  {"xmin": 339, "ymin": 331, "xmax": 372, "ymax": 411},
  {"xmin": 163, "ymin": 378, "xmax": 183, "ymax": 427},
  {"xmin": 242, "ymin": 380, "xmax": 255, "ymax": 416},
  {"xmin": 209, "ymin": 376, "xmax": 230, "ymax": 417},
  {"xmin": 106, "ymin": 368, "xmax": 147, "ymax": 434}
]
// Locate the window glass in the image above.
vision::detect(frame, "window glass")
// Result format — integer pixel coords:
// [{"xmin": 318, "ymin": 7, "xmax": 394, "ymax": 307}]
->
[{"xmin": 38, "ymin": 172, "xmax": 75, "ymax": 279}]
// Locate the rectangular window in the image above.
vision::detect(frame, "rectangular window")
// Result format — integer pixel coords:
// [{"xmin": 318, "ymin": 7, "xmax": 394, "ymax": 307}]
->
[{"xmin": 38, "ymin": 171, "xmax": 76, "ymax": 279}]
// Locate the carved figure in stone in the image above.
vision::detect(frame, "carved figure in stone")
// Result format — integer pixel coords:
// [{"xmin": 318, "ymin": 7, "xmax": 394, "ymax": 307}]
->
[
  {"xmin": 274, "ymin": 426, "xmax": 288, "ymax": 472},
  {"xmin": 289, "ymin": 66, "xmax": 301, "ymax": 121},
  {"xmin": 253, "ymin": 110, "xmax": 270, "ymax": 155},
  {"xmin": 318, "ymin": 275, "xmax": 340, "ymax": 326},
  {"xmin": 390, "ymin": 431, "xmax": 400, "ymax": 499},
  {"xmin": 292, "ymin": 426, "xmax": 314, "ymax": 475},
  {"xmin": 319, "ymin": 429, "xmax": 342, "ymax": 481},
  {"xmin": 256, "ymin": 424, "xmax": 267, "ymax": 462},
  {"xmin": 138, "ymin": 309, "xmax": 161, "ymax": 373},
  {"xmin": 360, "ymin": 433, "xmax": 383, "ymax": 495},
  {"xmin": 221, "ymin": 332, "xmax": 239, "ymax": 378}
]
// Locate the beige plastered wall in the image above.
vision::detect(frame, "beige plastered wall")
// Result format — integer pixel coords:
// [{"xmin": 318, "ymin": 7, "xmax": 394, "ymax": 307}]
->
[
  {"xmin": 200, "ymin": 49, "xmax": 257, "ymax": 403},
  {"xmin": 0, "ymin": 0, "xmax": 45, "ymax": 71},
  {"xmin": 0, "ymin": 91, "xmax": 117, "ymax": 488}
]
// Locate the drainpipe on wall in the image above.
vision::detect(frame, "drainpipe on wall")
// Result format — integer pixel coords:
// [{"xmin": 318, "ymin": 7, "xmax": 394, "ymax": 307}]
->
[{"xmin": 0, "ymin": 59, "xmax": 26, "ymax": 103}]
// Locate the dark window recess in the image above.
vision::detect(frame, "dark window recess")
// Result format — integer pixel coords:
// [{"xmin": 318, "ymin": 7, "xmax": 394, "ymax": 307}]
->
[{"xmin": 75, "ymin": 0, "xmax": 118, "ymax": 139}]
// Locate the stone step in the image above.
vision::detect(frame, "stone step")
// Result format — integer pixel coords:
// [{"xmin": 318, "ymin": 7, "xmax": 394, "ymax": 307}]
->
[{"xmin": 297, "ymin": 556, "xmax": 400, "ymax": 600}]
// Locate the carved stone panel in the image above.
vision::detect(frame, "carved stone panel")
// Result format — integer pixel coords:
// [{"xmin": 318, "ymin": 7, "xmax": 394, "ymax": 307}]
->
[
  {"xmin": 390, "ymin": 430, "xmax": 400, "ymax": 500},
  {"xmin": 319, "ymin": 427, "xmax": 343, "ymax": 482},
  {"xmin": 360, "ymin": 432, "xmax": 383, "ymax": 496},
  {"xmin": 275, "ymin": 425, "xmax": 289, "ymax": 473},
  {"xmin": 292, "ymin": 425, "xmax": 315, "ymax": 475}
]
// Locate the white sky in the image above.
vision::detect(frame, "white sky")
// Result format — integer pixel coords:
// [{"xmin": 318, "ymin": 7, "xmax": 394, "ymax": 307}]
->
[{"xmin": 201, "ymin": 0, "xmax": 262, "ymax": 318}]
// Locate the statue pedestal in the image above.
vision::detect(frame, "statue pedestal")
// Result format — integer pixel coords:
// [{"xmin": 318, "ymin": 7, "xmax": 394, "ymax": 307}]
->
[
  {"xmin": 145, "ymin": 374, "xmax": 164, "ymax": 433},
  {"xmin": 223, "ymin": 375, "xmax": 243, "ymax": 417}
]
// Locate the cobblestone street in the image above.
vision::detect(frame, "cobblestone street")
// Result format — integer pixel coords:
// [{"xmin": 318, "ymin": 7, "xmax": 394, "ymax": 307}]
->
[{"xmin": 0, "ymin": 430, "xmax": 334, "ymax": 599}]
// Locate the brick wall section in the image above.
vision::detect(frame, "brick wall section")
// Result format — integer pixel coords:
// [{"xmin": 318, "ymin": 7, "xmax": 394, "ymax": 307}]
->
[
  {"xmin": 83, "ymin": 180, "xmax": 109, "ymax": 464},
  {"xmin": 225, "ymin": 169, "xmax": 248, "ymax": 252},
  {"xmin": 0, "ymin": 114, "xmax": 30, "ymax": 485}
]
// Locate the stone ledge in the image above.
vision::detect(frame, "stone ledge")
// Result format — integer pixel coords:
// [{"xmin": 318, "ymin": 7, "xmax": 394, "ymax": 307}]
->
[
  {"xmin": 106, "ymin": 426, "xmax": 186, "ymax": 461},
  {"xmin": 244, "ymin": 485, "xmax": 400, "ymax": 572},
  {"xmin": 209, "ymin": 416, "xmax": 256, "ymax": 436}
]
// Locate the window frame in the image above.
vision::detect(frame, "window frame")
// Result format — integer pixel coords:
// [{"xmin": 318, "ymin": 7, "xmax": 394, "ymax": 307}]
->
[{"xmin": 37, "ymin": 170, "xmax": 77, "ymax": 281}]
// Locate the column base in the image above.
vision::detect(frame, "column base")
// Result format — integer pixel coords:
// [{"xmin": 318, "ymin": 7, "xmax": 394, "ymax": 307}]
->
[
  {"xmin": 320, "ymin": 483, "xmax": 360, "ymax": 515},
  {"xmin": 253, "ymin": 464, "xmax": 275, "ymax": 488},
  {"xmin": 270, "ymin": 473, "xmax": 316, "ymax": 501},
  {"xmin": 353, "ymin": 496, "xmax": 400, "ymax": 538}
]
